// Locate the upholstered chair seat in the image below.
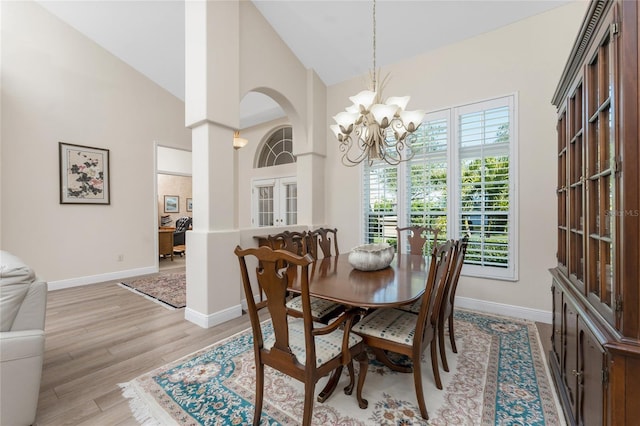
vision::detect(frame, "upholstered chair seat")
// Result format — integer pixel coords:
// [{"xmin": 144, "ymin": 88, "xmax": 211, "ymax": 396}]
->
[
  {"xmin": 397, "ymin": 299, "xmax": 421, "ymax": 315},
  {"xmin": 352, "ymin": 308, "xmax": 420, "ymax": 345},
  {"xmin": 264, "ymin": 317, "xmax": 363, "ymax": 367},
  {"xmin": 285, "ymin": 297, "xmax": 343, "ymax": 322}
]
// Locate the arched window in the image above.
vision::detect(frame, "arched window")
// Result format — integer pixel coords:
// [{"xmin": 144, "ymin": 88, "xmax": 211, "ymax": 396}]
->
[{"xmin": 257, "ymin": 126, "xmax": 295, "ymax": 168}]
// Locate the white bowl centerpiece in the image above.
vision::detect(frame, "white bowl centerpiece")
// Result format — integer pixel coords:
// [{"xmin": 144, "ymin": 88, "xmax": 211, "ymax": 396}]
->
[{"xmin": 348, "ymin": 243, "xmax": 395, "ymax": 271}]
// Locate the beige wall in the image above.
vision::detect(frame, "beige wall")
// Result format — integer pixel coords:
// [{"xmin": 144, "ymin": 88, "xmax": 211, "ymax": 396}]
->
[
  {"xmin": 325, "ymin": 1, "xmax": 588, "ymax": 315},
  {"xmin": 157, "ymin": 174, "xmax": 192, "ymax": 226},
  {"xmin": 1, "ymin": 0, "xmax": 590, "ymax": 318},
  {"xmin": 0, "ymin": 1, "xmax": 191, "ymax": 283}
]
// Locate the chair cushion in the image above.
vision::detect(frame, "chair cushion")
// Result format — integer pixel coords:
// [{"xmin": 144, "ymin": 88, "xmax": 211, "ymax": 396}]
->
[
  {"xmin": 352, "ymin": 308, "xmax": 418, "ymax": 345},
  {"xmin": 286, "ymin": 296, "xmax": 341, "ymax": 319},
  {"xmin": 263, "ymin": 318, "xmax": 362, "ymax": 368},
  {"xmin": 397, "ymin": 299, "xmax": 421, "ymax": 314}
]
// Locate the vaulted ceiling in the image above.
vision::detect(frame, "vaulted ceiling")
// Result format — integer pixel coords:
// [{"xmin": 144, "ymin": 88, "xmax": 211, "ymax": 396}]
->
[{"xmin": 37, "ymin": 0, "xmax": 571, "ymax": 128}]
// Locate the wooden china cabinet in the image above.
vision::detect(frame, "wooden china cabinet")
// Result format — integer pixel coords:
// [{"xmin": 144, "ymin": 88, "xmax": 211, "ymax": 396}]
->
[{"xmin": 550, "ymin": 1, "xmax": 640, "ymax": 425}]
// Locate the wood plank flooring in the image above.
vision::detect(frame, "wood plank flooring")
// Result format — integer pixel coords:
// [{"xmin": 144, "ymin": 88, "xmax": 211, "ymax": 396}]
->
[
  {"xmin": 35, "ymin": 267, "xmax": 255, "ymax": 425},
  {"xmin": 34, "ymin": 264, "xmax": 552, "ymax": 425}
]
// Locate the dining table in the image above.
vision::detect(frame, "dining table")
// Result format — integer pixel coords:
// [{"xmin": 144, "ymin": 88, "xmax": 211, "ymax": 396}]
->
[
  {"xmin": 288, "ymin": 252, "xmax": 429, "ymax": 308},
  {"xmin": 286, "ymin": 252, "xmax": 430, "ymax": 403}
]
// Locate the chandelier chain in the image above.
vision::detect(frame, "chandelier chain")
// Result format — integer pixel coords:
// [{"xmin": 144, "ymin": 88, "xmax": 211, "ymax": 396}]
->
[{"xmin": 372, "ymin": 0, "xmax": 376, "ymax": 89}]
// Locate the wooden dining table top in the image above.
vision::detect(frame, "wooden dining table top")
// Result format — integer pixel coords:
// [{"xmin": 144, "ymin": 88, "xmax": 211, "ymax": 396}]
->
[{"xmin": 288, "ymin": 253, "xmax": 429, "ymax": 308}]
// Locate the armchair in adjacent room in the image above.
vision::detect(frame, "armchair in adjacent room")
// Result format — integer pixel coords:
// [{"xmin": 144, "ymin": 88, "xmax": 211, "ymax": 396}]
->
[
  {"xmin": 173, "ymin": 216, "xmax": 192, "ymax": 246},
  {"xmin": 0, "ymin": 251, "xmax": 48, "ymax": 426}
]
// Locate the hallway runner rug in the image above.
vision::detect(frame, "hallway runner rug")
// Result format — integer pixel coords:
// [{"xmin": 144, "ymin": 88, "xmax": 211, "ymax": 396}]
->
[
  {"xmin": 120, "ymin": 309, "xmax": 564, "ymax": 425},
  {"xmin": 119, "ymin": 272, "xmax": 186, "ymax": 309}
]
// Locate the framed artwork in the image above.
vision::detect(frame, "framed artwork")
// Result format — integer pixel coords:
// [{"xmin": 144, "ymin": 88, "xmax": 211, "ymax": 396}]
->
[
  {"xmin": 164, "ymin": 195, "xmax": 179, "ymax": 213},
  {"xmin": 186, "ymin": 198, "xmax": 193, "ymax": 212},
  {"xmin": 59, "ymin": 142, "xmax": 110, "ymax": 204}
]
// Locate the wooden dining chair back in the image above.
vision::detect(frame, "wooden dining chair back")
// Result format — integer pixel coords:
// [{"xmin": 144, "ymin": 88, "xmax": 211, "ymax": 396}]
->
[
  {"xmin": 395, "ymin": 226, "xmax": 440, "ymax": 315},
  {"xmin": 396, "ymin": 225, "xmax": 439, "ymax": 256},
  {"xmin": 437, "ymin": 235, "xmax": 469, "ymax": 372},
  {"xmin": 286, "ymin": 228, "xmax": 343, "ymax": 323},
  {"xmin": 234, "ymin": 245, "xmax": 368, "ymax": 426},
  {"xmin": 266, "ymin": 230, "xmax": 307, "ymax": 256},
  {"xmin": 352, "ymin": 239, "xmax": 455, "ymax": 420},
  {"xmin": 312, "ymin": 228, "xmax": 339, "ymax": 258}
]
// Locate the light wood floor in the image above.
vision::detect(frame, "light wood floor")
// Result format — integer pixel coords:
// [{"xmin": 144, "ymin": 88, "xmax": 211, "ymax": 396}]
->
[
  {"xmin": 35, "ymin": 264, "xmax": 552, "ymax": 425},
  {"xmin": 34, "ymin": 266, "xmax": 255, "ymax": 425}
]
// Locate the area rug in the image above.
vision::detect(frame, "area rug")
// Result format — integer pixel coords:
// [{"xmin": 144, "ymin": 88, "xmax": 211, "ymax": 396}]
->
[
  {"xmin": 120, "ymin": 310, "xmax": 563, "ymax": 425},
  {"xmin": 119, "ymin": 272, "xmax": 186, "ymax": 309}
]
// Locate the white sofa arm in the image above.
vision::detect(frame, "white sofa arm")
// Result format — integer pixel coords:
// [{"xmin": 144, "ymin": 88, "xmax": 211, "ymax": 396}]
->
[
  {"xmin": 11, "ymin": 280, "xmax": 47, "ymax": 331},
  {"xmin": 0, "ymin": 329, "xmax": 46, "ymax": 426},
  {"xmin": 0, "ymin": 329, "xmax": 45, "ymax": 361}
]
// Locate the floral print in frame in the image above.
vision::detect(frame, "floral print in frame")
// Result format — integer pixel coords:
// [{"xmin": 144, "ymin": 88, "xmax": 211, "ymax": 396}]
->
[{"xmin": 59, "ymin": 142, "xmax": 110, "ymax": 204}]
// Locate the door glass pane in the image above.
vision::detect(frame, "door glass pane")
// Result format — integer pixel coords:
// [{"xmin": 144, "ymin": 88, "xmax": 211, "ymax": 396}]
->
[
  {"xmin": 284, "ymin": 183, "xmax": 297, "ymax": 225},
  {"xmin": 258, "ymin": 186, "xmax": 274, "ymax": 227}
]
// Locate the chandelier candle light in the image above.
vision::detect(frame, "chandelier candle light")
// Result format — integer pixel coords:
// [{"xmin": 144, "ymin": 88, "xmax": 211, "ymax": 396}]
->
[{"xmin": 330, "ymin": 0, "xmax": 425, "ymax": 166}]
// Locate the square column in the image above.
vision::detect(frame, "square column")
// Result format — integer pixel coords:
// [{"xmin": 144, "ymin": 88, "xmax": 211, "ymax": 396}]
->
[{"xmin": 184, "ymin": 0, "xmax": 242, "ymax": 327}]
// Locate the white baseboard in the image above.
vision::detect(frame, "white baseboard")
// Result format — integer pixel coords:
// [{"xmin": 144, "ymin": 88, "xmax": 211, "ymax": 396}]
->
[
  {"xmin": 184, "ymin": 304, "xmax": 243, "ymax": 329},
  {"xmin": 48, "ymin": 266, "xmax": 158, "ymax": 291},
  {"xmin": 48, "ymin": 272, "xmax": 551, "ymax": 326},
  {"xmin": 240, "ymin": 293, "xmax": 263, "ymax": 311},
  {"xmin": 455, "ymin": 296, "xmax": 552, "ymax": 324}
]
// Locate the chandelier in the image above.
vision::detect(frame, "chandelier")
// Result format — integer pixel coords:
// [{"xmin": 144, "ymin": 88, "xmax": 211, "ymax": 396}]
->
[{"xmin": 330, "ymin": 0, "xmax": 425, "ymax": 167}]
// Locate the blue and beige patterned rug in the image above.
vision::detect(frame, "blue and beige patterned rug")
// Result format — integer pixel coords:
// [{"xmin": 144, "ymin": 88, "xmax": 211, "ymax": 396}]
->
[{"xmin": 120, "ymin": 310, "xmax": 563, "ymax": 425}]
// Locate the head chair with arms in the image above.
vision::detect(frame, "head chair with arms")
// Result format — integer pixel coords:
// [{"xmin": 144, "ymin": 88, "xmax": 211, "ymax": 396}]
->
[
  {"xmin": 352, "ymin": 239, "xmax": 455, "ymax": 420},
  {"xmin": 234, "ymin": 245, "xmax": 368, "ymax": 426}
]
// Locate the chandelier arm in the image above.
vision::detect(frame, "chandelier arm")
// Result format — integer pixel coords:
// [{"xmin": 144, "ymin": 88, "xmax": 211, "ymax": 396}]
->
[{"xmin": 341, "ymin": 133, "xmax": 372, "ymax": 167}]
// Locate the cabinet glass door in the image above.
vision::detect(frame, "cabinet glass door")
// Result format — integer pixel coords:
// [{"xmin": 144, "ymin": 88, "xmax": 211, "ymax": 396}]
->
[{"xmin": 585, "ymin": 21, "xmax": 616, "ymax": 322}]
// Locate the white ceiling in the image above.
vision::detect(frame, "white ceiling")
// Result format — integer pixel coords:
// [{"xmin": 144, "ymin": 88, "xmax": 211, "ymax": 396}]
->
[{"xmin": 36, "ymin": 0, "xmax": 571, "ymax": 129}]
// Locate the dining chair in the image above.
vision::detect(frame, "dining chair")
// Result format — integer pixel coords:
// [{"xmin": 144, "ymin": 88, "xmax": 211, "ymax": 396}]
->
[
  {"xmin": 395, "ymin": 225, "xmax": 440, "ymax": 315},
  {"xmin": 352, "ymin": 240, "xmax": 455, "ymax": 421},
  {"xmin": 396, "ymin": 225, "xmax": 439, "ymax": 256},
  {"xmin": 437, "ymin": 236, "xmax": 469, "ymax": 372},
  {"xmin": 266, "ymin": 230, "xmax": 307, "ymax": 255},
  {"xmin": 234, "ymin": 245, "xmax": 368, "ymax": 426},
  {"xmin": 286, "ymin": 228, "xmax": 343, "ymax": 323},
  {"xmin": 313, "ymin": 228, "xmax": 339, "ymax": 258}
]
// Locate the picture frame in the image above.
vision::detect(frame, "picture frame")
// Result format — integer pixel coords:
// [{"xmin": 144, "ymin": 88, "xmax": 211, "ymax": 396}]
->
[
  {"xmin": 186, "ymin": 198, "xmax": 193, "ymax": 212},
  {"xmin": 164, "ymin": 195, "xmax": 179, "ymax": 213},
  {"xmin": 59, "ymin": 142, "xmax": 110, "ymax": 204}
]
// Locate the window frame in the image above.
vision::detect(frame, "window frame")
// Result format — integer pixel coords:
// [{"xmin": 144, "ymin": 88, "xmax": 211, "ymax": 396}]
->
[{"xmin": 363, "ymin": 94, "xmax": 518, "ymax": 281}]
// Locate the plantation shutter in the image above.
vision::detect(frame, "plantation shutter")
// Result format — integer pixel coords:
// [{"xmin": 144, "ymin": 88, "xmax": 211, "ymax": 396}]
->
[
  {"xmin": 405, "ymin": 111, "xmax": 450, "ymax": 254},
  {"xmin": 455, "ymin": 98, "xmax": 515, "ymax": 278},
  {"xmin": 364, "ymin": 163, "xmax": 398, "ymax": 244}
]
